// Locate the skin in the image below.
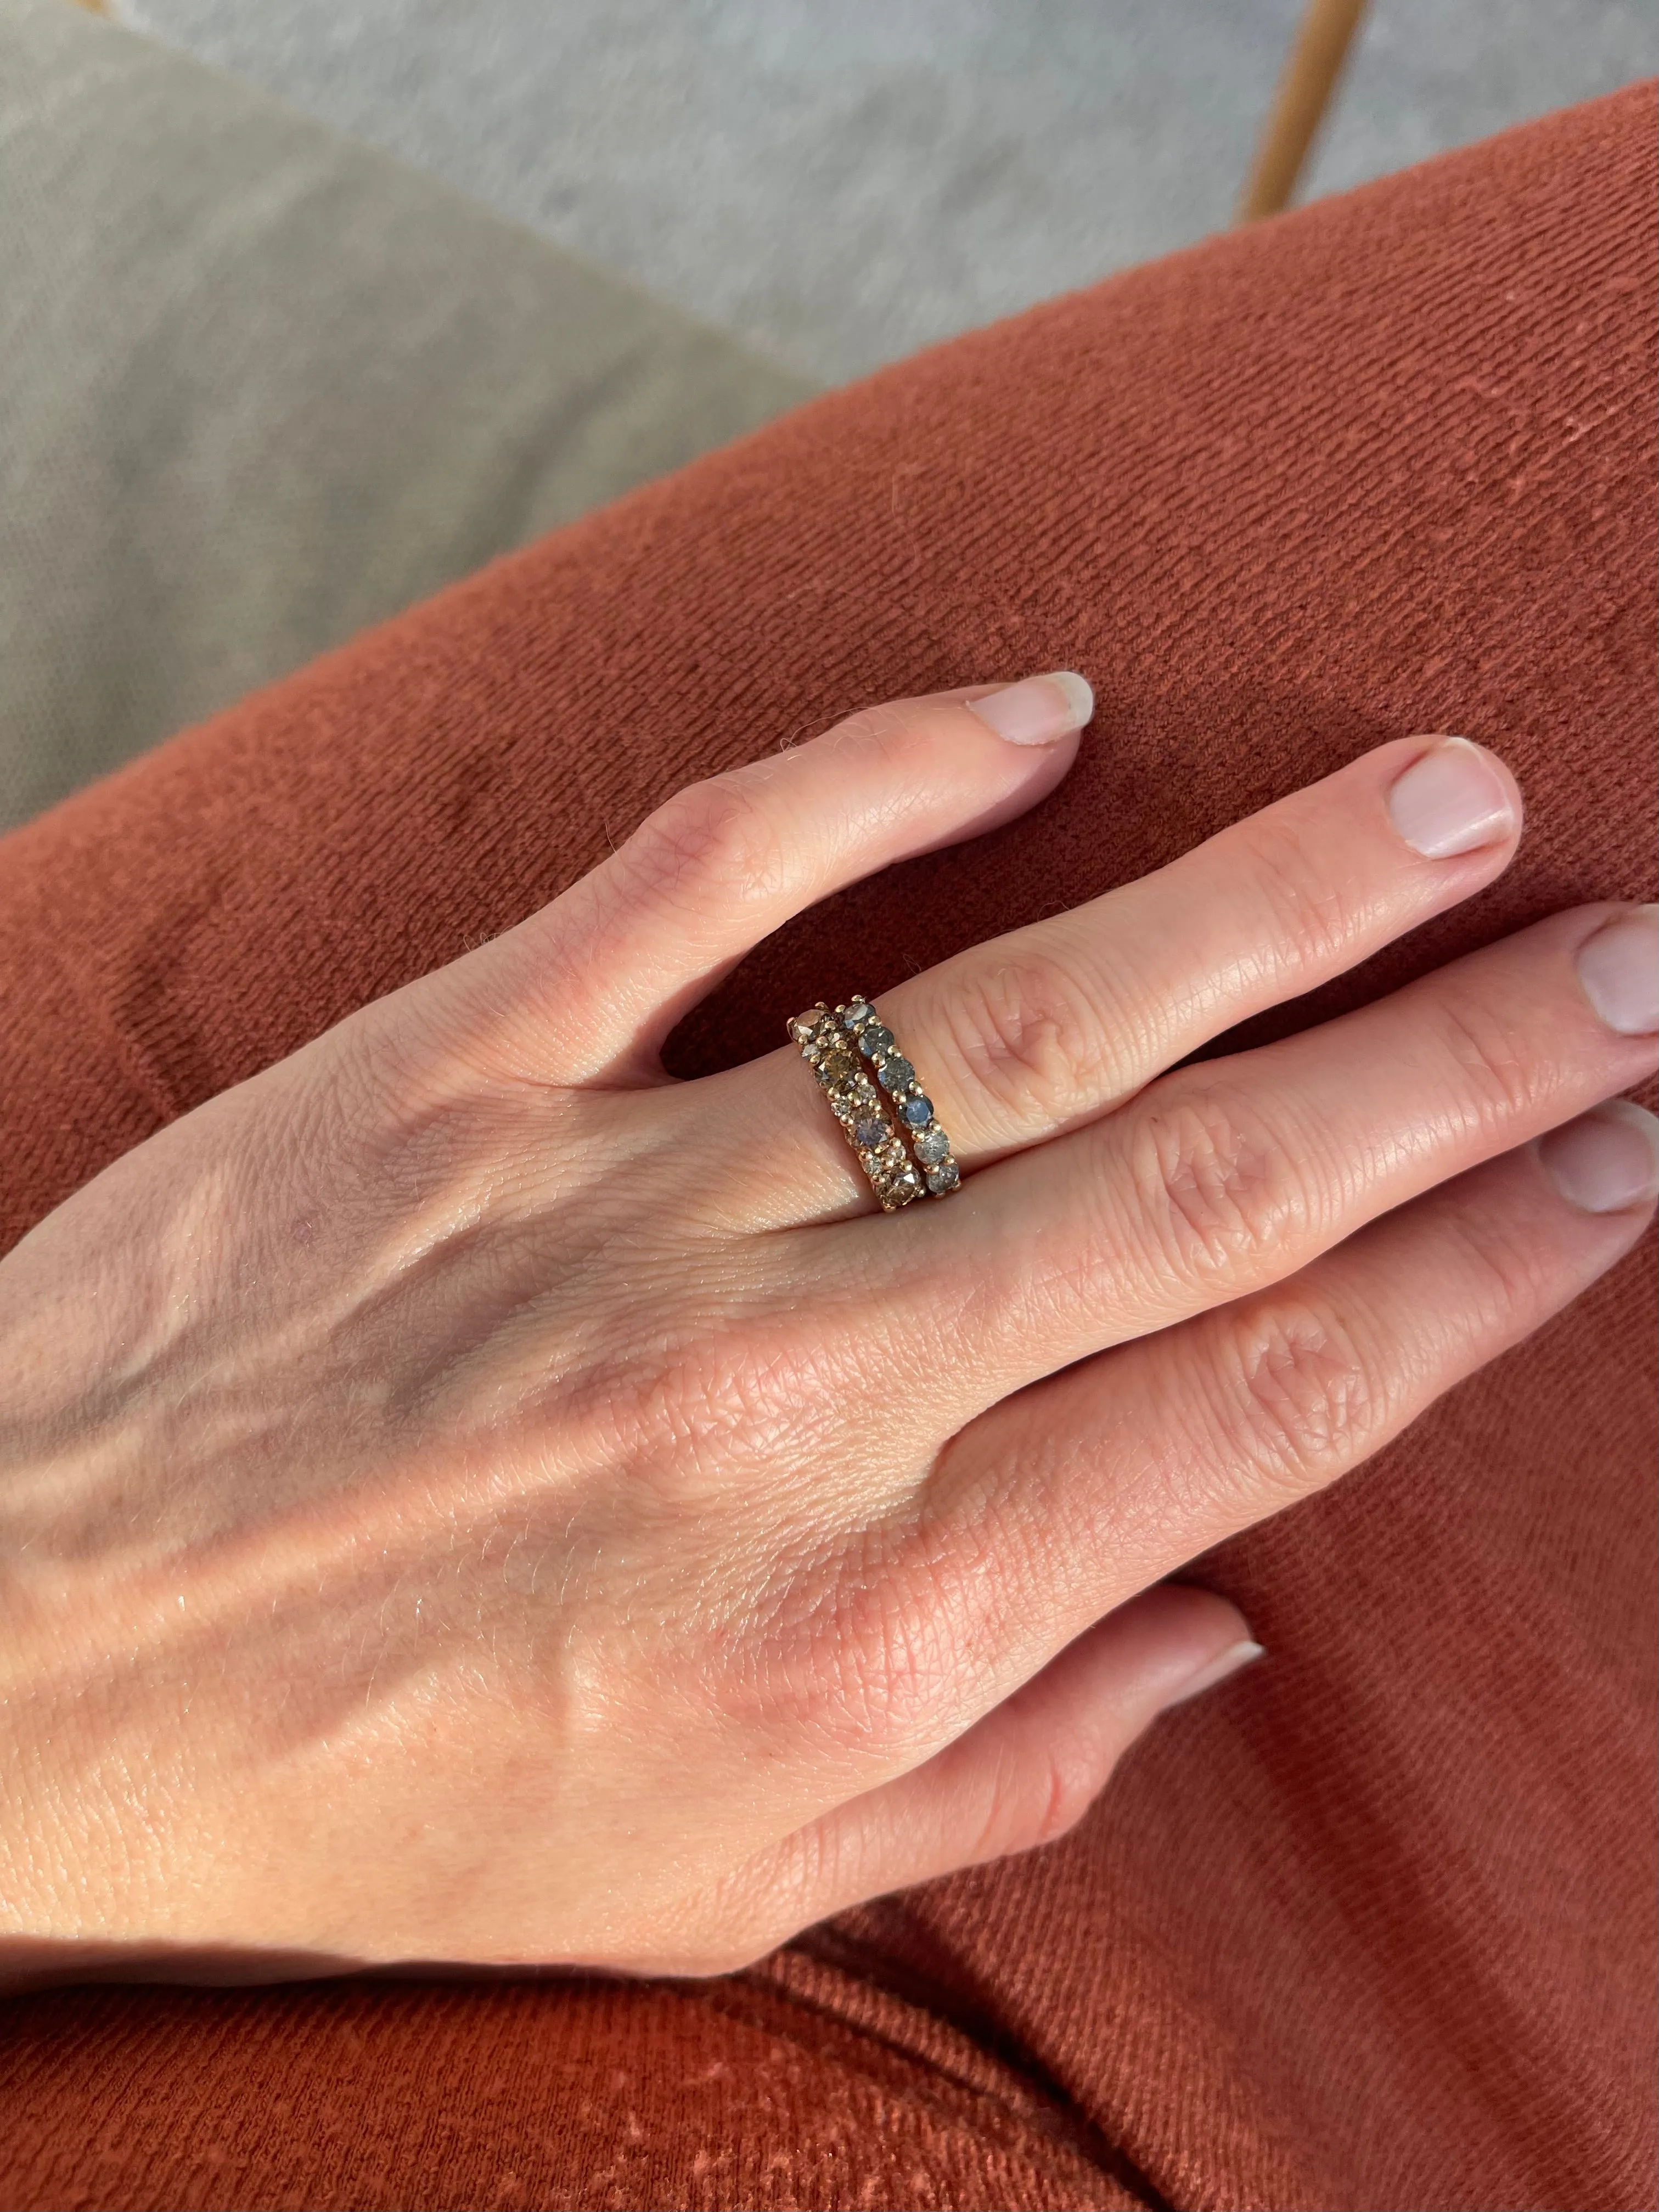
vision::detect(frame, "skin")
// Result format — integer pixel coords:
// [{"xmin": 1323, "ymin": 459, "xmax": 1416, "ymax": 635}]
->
[{"xmin": 0, "ymin": 678, "xmax": 1654, "ymax": 1989}]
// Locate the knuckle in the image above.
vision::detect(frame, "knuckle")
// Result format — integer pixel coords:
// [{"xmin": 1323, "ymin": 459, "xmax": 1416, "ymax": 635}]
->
[
  {"xmin": 297, "ymin": 1016, "xmax": 505, "ymax": 1222},
  {"xmin": 1011, "ymin": 1735, "xmax": 1107, "ymax": 1854},
  {"xmin": 1435, "ymin": 1198, "xmax": 1561, "ymax": 1341},
  {"xmin": 938, "ymin": 951, "xmax": 1120, "ymax": 1128},
  {"xmin": 747, "ymin": 1526, "xmax": 985, "ymax": 1766},
  {"xmin": 794, "ymin": 1569, "xmax": 958, "ymax": 1760},
  {"xmin": 1432, "ymin": 992, "xmax": 1540, "ymax": 1127},
  {"xmin": 1210, "ymin": 1293, "xmax": 1384, "ymax": 1494},
  {"xmin": 626, "ymin": 774, "xmax": 790, "ymax": 909},
  {"xmin": 1235, "ymin": 813, "xmax": 1358, "ymax": 974},
  {"xmin": 824, "ymin": 699, "xmax": 932, "ymax": 763},
  {"xmin": 1128, "ymin": 1086, "xmax": 1313, "ymax": 1288}
]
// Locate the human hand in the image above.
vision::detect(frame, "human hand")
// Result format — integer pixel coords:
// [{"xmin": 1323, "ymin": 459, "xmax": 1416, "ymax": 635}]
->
[{"xmin": 2, "ymin": 676, "xmax": 1654, "ymax": 1982}]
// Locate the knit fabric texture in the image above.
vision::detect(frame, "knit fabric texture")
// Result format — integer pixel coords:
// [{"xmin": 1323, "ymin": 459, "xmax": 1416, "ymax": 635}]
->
[{"xmin": 1, "ymin": 83, "xmax": 1654, "ymax": 2212}]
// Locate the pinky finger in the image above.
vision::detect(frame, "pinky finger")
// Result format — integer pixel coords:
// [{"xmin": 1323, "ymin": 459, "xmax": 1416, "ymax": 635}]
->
[
  {"xmin": 711, "ymin": 1584, "xmax": 1259, "ymax": 1966},
  {"xmin": 929, "ymin": 1099, "xmax": 1659, "ymax": 1674}
]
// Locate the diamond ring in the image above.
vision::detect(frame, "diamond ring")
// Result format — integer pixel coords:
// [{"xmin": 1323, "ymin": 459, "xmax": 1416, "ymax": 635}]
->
[{"xmin": 788, "ymin": 998, "xmax": 961, "ymax": 1209}]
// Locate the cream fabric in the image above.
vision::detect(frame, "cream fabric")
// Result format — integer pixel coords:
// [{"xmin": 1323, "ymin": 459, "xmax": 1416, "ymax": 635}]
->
[{"xmin": 0, "ymin": 0, "xmax": 809, "ymax": 830}]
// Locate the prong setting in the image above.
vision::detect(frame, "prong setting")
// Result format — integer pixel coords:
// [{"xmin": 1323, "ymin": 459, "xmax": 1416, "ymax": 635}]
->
[
  {"xmin": 787, "ymin": 1002, "xmax": 921, "ymax": 1209},
  {"xmin": 825, "ymin": 998, "xmax": 962, "ymax": 1201}
]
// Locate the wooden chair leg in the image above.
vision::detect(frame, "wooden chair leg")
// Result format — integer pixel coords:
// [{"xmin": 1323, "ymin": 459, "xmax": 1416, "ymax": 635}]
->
[{"xmin": 1236, "ymin": 0, "xmax": 1370, "ymax": 222}]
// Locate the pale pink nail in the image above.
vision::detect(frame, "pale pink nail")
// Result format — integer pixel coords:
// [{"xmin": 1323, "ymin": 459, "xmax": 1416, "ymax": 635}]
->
[
  {"xmin": 1386, "ymin": 737, "xmax": 1519, "ymax": 858},
  {"xmin": 1575, "ymin": 907, "xmax": 1659, "ymax": 1035},
  {"xmin": 1537, "ymin": 1102, "xmax": 1659, "ymax": 1214},
  {"xmin": 968, "ymin": 671, "xmax": 1094, "ymax": 746},
  {"xmin": 1162, "ymin": 1637, "xmax": 1266, "ymax": 1708}
]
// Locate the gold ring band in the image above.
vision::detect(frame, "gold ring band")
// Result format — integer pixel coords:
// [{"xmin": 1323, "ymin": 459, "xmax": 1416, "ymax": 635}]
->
[
  {"xmin": 835, "ymin": 998, "xmax": 961, "ymax": 1197},
  {"xmin": 788, "ymin": 998, "xmax": 961, "ymax": 1209},
  {"xmin": 789, "ymin": 1002, "xmax": 921, "ymax": 1209}
]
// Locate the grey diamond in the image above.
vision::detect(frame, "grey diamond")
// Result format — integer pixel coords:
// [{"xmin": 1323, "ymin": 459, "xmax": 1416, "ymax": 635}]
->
[
  {"xmin": 852, "ymin": 1115, "xmax": 887, "ymax": 1148},
  {"xmin": 877, "ymin": 1054, "xmax": 914, "ymax": 1092},
  {"xmin": 841, "ymin": 1000, "xmax": 872, "ymax": 1029},
  {"xmin": 857, "ymin": 1022, "xmax": 895, "ymax": 1059},
  {"xmin": 914, "ymin": 1124, "xmax": 950, "ymax": 1163},
  {"xmin": 926, "ymin": 1161, "xmax": 961, "ymax": 1195}
]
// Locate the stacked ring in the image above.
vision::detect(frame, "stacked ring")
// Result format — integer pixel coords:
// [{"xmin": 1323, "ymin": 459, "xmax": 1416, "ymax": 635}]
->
[
  {"xmin": 788, "ymin": 1003, "xmax": 923, "ymax": 1209},
  {"xmin": 836, "ymin": 999, "xmax": 962, "ymax": 1197},
  {"xmin": 788, "ymin": 997, "xmax": 964, "ymax": 1210}
]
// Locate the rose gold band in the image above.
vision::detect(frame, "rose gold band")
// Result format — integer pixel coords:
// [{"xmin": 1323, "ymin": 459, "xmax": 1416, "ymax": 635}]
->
[{"xmin": 788, "ymin": 998, "xmax": 961, "ymax": 1209}]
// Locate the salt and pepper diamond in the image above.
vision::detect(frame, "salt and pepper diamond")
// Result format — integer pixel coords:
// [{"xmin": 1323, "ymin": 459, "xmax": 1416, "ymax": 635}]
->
[
  {"xmin": 913, "ymin": 1121, "xmax": 961, "ymax": 1195},
  {"xmin": 833, "ymin": 998, "xmax": 962, "ymax": 1201},
  {"xmin": 789, "ymin": 1001, "xmax": 920, "ymax": 1210}
]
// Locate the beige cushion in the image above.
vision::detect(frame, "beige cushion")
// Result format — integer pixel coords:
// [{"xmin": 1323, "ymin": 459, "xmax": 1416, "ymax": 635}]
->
[{"xmin": 0, "ymin": 0, "xmax": 811, "ymax": 830}]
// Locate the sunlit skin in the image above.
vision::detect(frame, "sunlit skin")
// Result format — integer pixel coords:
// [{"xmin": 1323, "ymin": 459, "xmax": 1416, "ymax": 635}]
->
[{"xmin": 1, "ymin": 675, "xmax": 1654, "ymax": 1988}]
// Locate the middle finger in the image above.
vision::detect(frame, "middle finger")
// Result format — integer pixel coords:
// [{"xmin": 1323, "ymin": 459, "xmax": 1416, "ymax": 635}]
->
[{"xmin": 734, "ymin": 733, "xmax": 1521, "ymax": 1201}]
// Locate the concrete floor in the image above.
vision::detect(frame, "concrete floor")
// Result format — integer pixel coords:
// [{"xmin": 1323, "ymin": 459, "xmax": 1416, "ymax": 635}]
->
[{"xmin": 122, "ymin": 1, "xmax": 1656, "ymax": 384}]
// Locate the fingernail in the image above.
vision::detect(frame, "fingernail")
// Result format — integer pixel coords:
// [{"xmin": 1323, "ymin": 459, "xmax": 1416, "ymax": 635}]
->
[
  {"xmin": 1162, "ymin": 1637, "xmax": 1266, "ymax": 1708},
  {"xmin": 1538, "ymin": 1101, "xmax": 1659, "ymax": 1213},
  {"xmin": 1386, "ymin": 736, "xmax": 1519, "ymax": 858},
  {"xmin": 968, "ymin": 671, "xmax": 1094, "ymax": 746},
  {"xmin": 1576, "ymin": 907, "xmax": 1659, "ymax": 1035}
]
